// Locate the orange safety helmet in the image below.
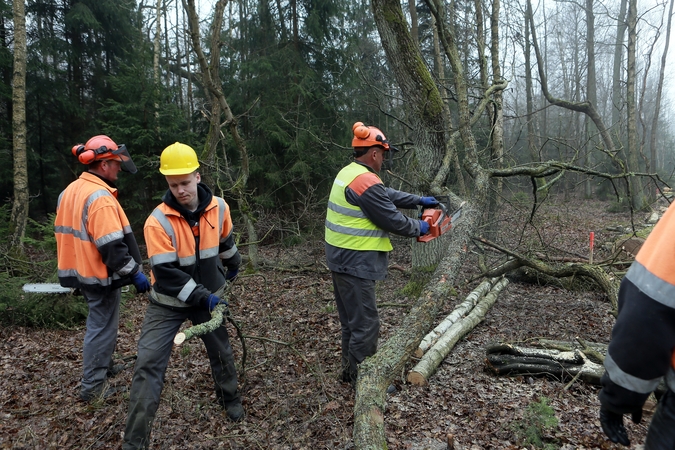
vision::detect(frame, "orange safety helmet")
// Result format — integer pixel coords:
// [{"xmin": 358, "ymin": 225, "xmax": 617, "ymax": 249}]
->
[
  {"xmin": 351, "ymin": 122, "xmax": 390, "ymax": 150},
  {"xmin": 71, "ymin": 135, "xmax": 137, "ymax": 173}
]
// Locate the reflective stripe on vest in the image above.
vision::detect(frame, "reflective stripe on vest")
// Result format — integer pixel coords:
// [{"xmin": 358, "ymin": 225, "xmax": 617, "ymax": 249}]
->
[
  {"xmin": 325, "ymin": 162, "xmax": 392, "ymax": 252},
  {"xmin": 148, "ymin": 198, "xmax": 226, "ymax": 302}
]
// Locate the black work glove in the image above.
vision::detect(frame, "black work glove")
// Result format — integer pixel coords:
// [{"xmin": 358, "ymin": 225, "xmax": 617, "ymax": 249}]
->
[{"xmin": 599, "ymin": 407, "xmax": 642, "ymax": 446}]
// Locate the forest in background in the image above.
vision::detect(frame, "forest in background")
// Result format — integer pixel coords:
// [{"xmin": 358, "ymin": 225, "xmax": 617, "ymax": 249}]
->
[
  {"xmin": 1, "ymin": 0, "xmax": 674, "ymax": 239},
  {"xmin": 2, "ymin": 0, "xmax": 675, "ymax": 447}
]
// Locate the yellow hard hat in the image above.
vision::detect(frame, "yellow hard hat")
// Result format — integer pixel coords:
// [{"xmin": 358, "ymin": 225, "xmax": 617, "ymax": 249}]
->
[{"xmin": 160, "ymin": 142, "xmax": 200, "ymax": 175}]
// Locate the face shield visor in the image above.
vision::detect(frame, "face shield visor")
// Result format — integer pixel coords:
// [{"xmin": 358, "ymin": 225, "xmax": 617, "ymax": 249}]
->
[{"xmin": 110, "ymin": 144, "xmax": 137, "ymax": 174}]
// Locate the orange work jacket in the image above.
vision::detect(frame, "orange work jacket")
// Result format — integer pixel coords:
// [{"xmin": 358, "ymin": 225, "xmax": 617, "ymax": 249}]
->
[{"xmin": 54, "ymin": 172, "xmax": 142, "ymax": 292}]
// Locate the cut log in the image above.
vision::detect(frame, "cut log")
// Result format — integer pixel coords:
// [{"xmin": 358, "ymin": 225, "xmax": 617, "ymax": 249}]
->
[
  {"xmin": 485, "ymin": 342, "xmax": 605, "ymax": 385},
  {"xmin": 174, "ymin": 303, "xmax": 228, "ymax": 345},
  {"xmin": 414, "ymin": 278, "xmax": 497, "ymax": 358},
  {"xmin": 408, "ymin": 278, "xmax": 510, "ymax": 385}
]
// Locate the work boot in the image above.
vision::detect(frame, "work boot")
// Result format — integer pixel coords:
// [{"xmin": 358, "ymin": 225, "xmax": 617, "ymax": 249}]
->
[
  {"xmin": 80, "ymin": 384, "xmax": 127, "ymax": 402},
  {"xmin": 225, "ymin": 402, "xmax": 245, "ymax": 422}
]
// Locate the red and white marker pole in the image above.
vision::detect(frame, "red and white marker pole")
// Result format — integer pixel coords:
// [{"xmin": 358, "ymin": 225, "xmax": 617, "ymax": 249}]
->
[{"xmin": 589, "ymin": 231, "xmax": 595, "ymax": 264}]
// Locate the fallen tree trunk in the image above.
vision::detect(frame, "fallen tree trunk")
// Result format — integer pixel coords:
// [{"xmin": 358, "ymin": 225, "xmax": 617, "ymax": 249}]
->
[
  {"xmin": 415, "ymin": 278, "xmax": 497, "ymax": 358},
  {"xmin": 408, "ymin": 277, "xmax": 510, "ymax": 385},
  {"xmin": 485, "ymin": 341, "xmax": 605, "ymax": 385},
  {"xmin": 477, "ymin": 237, "xmax": 620, "ymax": 313},
  {"xmin": 352, "ymin": 194, "xmax": 486, "ymax": 449}
]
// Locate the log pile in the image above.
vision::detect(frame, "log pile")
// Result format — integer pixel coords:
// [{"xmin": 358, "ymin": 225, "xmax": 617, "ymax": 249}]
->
[
  {"xmin": 484, "ymin": 339, "xmax": 607, "ymax": 385},
  {"xmin": 407, "ymin": 277, "xmax": 510, "ymax": 385}
]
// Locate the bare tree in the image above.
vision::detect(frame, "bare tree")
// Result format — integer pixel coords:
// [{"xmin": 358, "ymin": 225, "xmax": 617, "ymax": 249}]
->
[
  {"xmin": 625, "ymin": 0, "xmax": 645, "ymax": 209},
  {"xmin": 649, "ymin": 0, "xmax": 674, "ymax": 176},
  {"xmin": 182, "ymin": 0, "xmax": 260, "ymax": 267},
  {"xmin": 9, "ymin": 0, "xmax": 28, "ymax": 255}
]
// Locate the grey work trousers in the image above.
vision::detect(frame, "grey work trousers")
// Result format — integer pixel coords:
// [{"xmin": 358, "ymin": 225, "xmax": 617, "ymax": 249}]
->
[
  {"xmin": 123, "ymin": 302, "xmax": 240, "ymax": 449},
  {"xmin": 80, "ymin": 288, "xmax": 121, "ymax": 399},
  {"xmin": 331, "ymin": 272, "xmax": 380, "ymax": 382}
]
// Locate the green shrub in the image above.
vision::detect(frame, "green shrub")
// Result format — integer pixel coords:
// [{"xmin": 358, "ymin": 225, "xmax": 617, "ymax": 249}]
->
[
  {"xmin": 0, "ymin": 273, "xmax": 88, "ymax": 329},
  {"xmin": 511, "ymin": 397, "xmax": 559, "ymax": 449},
  {"xmin": 398, "ymin": 265, "xmax": 436, "ymax": 299}
]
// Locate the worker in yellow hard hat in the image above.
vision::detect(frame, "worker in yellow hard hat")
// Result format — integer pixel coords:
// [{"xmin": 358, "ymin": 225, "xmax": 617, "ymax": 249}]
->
[{"xmin": 124, "ymin": 143, "xmax": 244, "ymax": 448}]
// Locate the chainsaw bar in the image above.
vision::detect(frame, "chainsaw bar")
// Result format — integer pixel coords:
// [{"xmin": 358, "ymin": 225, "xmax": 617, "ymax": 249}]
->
[{"xmin": 22, "ymin": 283, "xmax": 72, "ymax": 294}]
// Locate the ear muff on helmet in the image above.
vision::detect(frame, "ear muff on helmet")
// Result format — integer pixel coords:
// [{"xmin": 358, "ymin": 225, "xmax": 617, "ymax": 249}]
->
[
  {"xmin": 353, "ymin": 122, "xmax": 370, "ymax": 139},
  {"xmin": 72, "ymin": 144, "xmax": 113, "ymax": 165},
  {"xmin": 71, "ymin": 135, "xmax": 138, "ymax": 173},
  {"xmin": 351, "ymin": 122, "xmax": 390, "ymax": 150}
]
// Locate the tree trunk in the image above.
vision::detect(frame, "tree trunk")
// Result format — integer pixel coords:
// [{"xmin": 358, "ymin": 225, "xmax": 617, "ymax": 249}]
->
[
  {"xmin": 625, "ymin": 0, "xmax": 644, "ymax": 210},
  {"xmin": 584, "ymin": 0, "xmax": 597, "ymax": 199},
  {"xmin": 183, "ymin": 0, "xmax": 257, "ymax": 265},
  {"xmin": 611, "ymin": 0, "xmax": 628, "ymax": 140},
  {"xmin": 485, "ymin": 342, "xmax": 605, "ymax": 385},
  {"xmin": 415, "ymin": 278, "xmax": 495, "ymax": 358},
  {"xmin": 649, "ymin": 0, "xmax": 673, "ymax": 176},
  {"xmin": 153, "ymin": 0, "xmax": 162, "ymax": 136},
  {"xmin": 408, "ymin": 278, "xmax": 510, "ymax": 385},
  {"xmin": 9, "ymin": 0, "xmax": 28, "ymax": 255}
]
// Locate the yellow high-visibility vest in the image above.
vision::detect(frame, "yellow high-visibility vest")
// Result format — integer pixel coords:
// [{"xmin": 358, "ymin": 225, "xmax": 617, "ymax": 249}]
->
[{"xmin": 325, "ymin": 163, "xmax": 393, "ymax": 252}]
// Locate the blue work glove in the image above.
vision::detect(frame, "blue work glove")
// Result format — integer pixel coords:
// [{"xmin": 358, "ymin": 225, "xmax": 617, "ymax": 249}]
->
[
  {"xmin": 419, "ymin": 220, "xmax": 430, "ymax": 236},
  {"xmin": 130, "ymin": 270, "xmax": 150, "ymax": 293},
  {"xmin": 226, "ymin": 268, "xmax": 239, "ymax": 282},
  {"xmin": 202, "ymin": 294, "xmax": 228, "ymax": 312},
  {"xmin": 419, "ymin": 196, "xmax": 439, "ymax": 207}
]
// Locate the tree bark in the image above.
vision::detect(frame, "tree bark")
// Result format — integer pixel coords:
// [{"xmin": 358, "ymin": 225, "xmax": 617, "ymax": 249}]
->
[
  {"xmin": 408, "ymin": 278, "xmax": 510, "ymax": 385},
  {"xmin": 611, "ymin": 0, "xmax": 628, "ymax": 139},
  {"xmin": 415, "ymin": 278, "xmax": 495, "ymax": 358},
  {"xmin": 9, "ymin": 0, "xmax": 28, "ymax": 255},
  {"xmin": 625, "ymin": 0, "xmax": 645, "ymax": 210},
  {"xmin": 649, "ymin": 0, "xmax": 673, "ymax": 176},
  {"xmin": 485, "ymin": 342, "xmax": 605, "ymax": 385},
  {"xmin": 183, "ymin": 0, "xmax": 258, "ymax": 265}
]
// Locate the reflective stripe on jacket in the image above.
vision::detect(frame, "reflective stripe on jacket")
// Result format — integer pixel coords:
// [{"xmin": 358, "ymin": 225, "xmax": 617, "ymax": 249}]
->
[
  {"xmin": 144, "ymin": 195, "xmax": 237, "ymax": 307},
  {"xmin": 54, "ymin": 172, "xmax": 142, "ymax": 291},
  {"xmin": 600, "ymin": 202, "xmax": 675, "ymax": 414},
  {"xmin": 325, "ymin": 162, "xmax": 393, "ymax": 252}
]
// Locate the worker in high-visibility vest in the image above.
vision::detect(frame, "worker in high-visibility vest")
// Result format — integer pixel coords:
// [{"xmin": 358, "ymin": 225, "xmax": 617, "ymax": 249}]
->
[
  {"xmin": 124, "ymin": 143, "xmax": 243, "ymax": 449},
  {"xmin": 325, "ymin": 122, "xmax": 437, "ymax": 387},
  {"xmin": 55, "ymin": 135, "xmax": 150, "ymax": 402},
  {"xmin": 599, "ymin": 201, "xmax": 675, "ymax": 449}
]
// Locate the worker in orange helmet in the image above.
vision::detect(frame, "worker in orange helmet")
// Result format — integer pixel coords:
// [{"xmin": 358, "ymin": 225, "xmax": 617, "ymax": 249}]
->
[
  {"xmin": 325, "ymin": 122, "xmax": 437, "ymax": 388},
  {"xmin": 54, "ymin": 135, "xmax": 150, "ymax": 402}
]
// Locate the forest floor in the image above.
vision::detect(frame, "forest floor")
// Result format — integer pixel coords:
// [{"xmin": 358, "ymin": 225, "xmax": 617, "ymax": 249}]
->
[{"xmin": 0, "ymin": 195, "xmax": 664, "ymax": 450}]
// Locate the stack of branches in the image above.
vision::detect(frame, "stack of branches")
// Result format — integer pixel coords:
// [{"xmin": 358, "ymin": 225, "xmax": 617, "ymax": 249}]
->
[{"xmin": 407, "ymin": 277, "xmax": 510, "ymax": 385}]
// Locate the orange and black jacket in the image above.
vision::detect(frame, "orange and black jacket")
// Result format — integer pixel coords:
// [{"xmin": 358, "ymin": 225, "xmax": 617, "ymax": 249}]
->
[
  {"xmin": 600, "ymin": 201, "xmax": 675, "ymax": 414},
  {"xmin": 144, "ymin": 183, "xmax": 241, "ymax": 307},
  {"xmin": 54, "ymin": 172, "xmax": 143, "ymax": 292}
]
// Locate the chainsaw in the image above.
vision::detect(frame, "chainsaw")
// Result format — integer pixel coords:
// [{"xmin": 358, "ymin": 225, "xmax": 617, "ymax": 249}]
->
[
  {"xmin": 22, "ymin": 283, "xmax": 73, "ymax": 294},
  {"xmin": 417, "ymin": 201, "xmax": 464, "ymax": 243}
]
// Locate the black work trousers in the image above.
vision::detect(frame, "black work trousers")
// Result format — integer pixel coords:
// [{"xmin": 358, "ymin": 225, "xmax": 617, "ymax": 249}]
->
[
  {"xmin": 331, "ymin": 271, "xmax": 380, "ymax": 383},
  {"xmin": 645, "ymin": 389, "xmax": 675, "ymax": 449},
  {"xmin": 123, "ymin": 302, "xmax": 240, "ymax": 449}
]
